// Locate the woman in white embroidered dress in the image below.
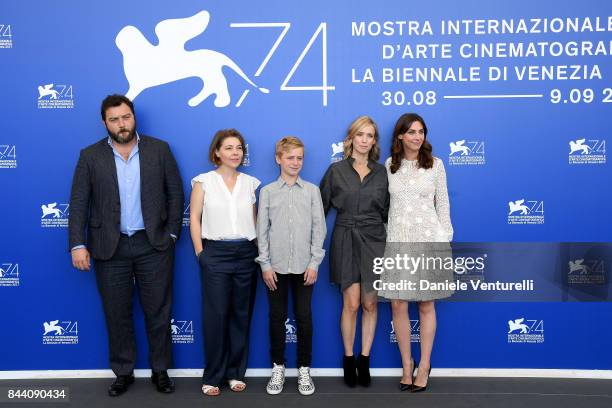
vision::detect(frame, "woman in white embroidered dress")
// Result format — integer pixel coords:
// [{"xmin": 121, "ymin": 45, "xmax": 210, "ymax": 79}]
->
[{"xmin": 378, "ymin": 113, "xmax": 453, "ymax": 393}]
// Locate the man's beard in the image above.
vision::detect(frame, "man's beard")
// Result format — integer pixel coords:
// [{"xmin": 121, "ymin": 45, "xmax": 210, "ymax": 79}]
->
[{"xmin": 107, "ymin": 126, "xmax": 136, "ymax": 145}]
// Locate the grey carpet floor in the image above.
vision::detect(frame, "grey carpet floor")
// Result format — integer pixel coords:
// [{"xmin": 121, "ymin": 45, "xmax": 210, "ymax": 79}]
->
[{"xmin": 0, "ymin": 377, "xmax": 610, "ymax": 408}]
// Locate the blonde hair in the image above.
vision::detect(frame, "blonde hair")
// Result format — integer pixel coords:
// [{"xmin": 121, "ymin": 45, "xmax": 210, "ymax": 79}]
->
[
  {"xmin": 275, "ymin": 136, "xmax": 305, "ymax": 157},
  {"xmin": 343, "ymin": 116, "xmax": 380, "ymax": 161}
]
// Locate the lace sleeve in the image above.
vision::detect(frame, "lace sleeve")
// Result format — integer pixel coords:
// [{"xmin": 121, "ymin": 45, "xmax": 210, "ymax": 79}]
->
[{"xmin": 433, "ymin": 159, "xmax": 453, "ymax": 241}]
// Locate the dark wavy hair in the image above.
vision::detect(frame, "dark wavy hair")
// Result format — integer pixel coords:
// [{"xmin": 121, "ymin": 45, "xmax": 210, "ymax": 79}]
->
[{"xmin": 389, "ymin": 113, "xmax": 433, "ymax": 174}]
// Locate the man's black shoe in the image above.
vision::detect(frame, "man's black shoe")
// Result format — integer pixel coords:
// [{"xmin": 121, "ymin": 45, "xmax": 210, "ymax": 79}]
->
[
  {"xmin": 108, "ymin": 374, "xmax": 134, "ymax": 397},
  {"xmin": 151, "ymin": 371, "xmax": 175, "ymax": 393}
]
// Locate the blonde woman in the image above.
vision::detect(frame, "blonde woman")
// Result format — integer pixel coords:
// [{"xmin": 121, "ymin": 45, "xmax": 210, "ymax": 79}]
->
[{"xmin": 319, "ymin": 116, "xmax": 389, "ymax": 387}]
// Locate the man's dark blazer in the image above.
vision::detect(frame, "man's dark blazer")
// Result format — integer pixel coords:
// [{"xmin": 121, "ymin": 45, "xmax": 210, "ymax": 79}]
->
[{"xmin": 69, "ymin": 135, "xmax": 184, "ymax": 260}]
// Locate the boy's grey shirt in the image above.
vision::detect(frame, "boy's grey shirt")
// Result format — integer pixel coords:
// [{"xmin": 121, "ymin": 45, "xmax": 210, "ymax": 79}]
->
[{"xmin": 256, "ymin": 176, "xmax": 326, "ymax": 274}]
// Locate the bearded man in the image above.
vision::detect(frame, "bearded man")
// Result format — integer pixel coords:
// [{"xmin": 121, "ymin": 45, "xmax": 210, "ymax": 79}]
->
[{"xmin": 68, "ymin": 94, "xmax": 184, "ymax": 396}]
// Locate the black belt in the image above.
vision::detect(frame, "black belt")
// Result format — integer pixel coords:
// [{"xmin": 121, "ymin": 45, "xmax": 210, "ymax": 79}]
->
[{"xmin": 335, "ymin": 218, "xmax": 383, "ymax": 228}]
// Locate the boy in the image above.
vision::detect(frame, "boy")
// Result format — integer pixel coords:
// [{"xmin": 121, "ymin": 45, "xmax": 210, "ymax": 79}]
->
[{"xmin": 256, "ymin": 136, "xmax": 326, "ymax": 396}]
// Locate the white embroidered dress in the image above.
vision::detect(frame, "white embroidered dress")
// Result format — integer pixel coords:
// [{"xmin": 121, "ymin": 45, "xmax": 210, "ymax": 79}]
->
[{"xmin": 378, "ymin": 157, "xmax": 455, "ymax": 301}]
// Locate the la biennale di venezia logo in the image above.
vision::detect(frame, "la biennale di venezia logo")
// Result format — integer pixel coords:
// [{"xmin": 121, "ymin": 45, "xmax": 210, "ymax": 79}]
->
[
  {"xmin": 37, "ymin": 84, "xmax": 74, "ymax": 109},
  {"xmin": 507, "ymin": 318, "xmax": 544, "ymax": 344},
  {"xmin": 507, "ymin": 199, "xmax": 544, "ymax": 225},
  {"xmin": 448, "ymin": 139, "xmax": 486, "ymax": 166},
  {"xmin": 568, "ymin": 138, "xmax": 606, "ymax": 164},
  {"xmin": 42, "ymin": 320, "xmax": 79, "ymax": 345},
  {"xmin": 0, "ymin": 262, "xmax": 19, "ymax": 287},
  {"xmin": 171, "ymin": 318, "xmax": 195, "ymax": 344},
  {"xmin": 0, "ymin": 144, "xmax": 16, "ymax": 169},
  {"xmin": 116, "ymin": 10, "xmax": 334, "ymax": 108},
  {"xmin": 40, "ymin": 202, "xmax": 69, "ymax": 228},
  {"xmin": 0, "ymin": 24, "xmax": 12, "ymax": 48}
]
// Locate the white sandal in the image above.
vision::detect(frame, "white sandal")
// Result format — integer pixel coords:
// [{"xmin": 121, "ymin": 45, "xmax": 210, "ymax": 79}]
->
[
  {"xmin": 228, "ymin": 379, "xmax": 246, "ymax": 392},
  {"xmin": 201, "ymin": 384, "xmax": 220, "ymax": 396}
]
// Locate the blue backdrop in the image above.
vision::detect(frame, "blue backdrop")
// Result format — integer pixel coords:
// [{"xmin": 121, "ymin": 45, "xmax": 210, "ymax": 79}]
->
[{"xmin": 1, "ymin": 0, "xmax": 611, "ymax": 371}]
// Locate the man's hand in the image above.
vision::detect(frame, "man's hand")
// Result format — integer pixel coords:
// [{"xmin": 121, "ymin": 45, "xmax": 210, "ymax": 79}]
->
[
  {"xmin": 262, "ymin": 269, "xmax": 278, "ymax": 291},
  {"xmin": 304, "ymin": 268, "xmax": 318, "ymax": 286},
  {"xmin": 71, "ymin": 248, "xmax": 91, "ymax": 271}
]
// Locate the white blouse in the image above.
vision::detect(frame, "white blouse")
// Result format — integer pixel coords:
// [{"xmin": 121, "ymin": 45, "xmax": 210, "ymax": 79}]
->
[{"xmin": 191, "ymin": 171, "xmax": 261, "ymax": 240}]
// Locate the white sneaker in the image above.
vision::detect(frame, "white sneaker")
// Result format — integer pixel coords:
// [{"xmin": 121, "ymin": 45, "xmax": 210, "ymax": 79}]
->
[
  {"xmin": 266, "ymin": 363, "xmax": 285, "ymax": 395},
  {"xmin": 297, "ymin": 366, "xmax": 315, "ymax": 395}
]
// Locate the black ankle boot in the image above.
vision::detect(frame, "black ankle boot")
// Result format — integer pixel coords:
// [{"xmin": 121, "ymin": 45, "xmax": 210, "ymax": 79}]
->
[
  {"xmin": 343, "ymin": 355, "xmax": 357, "ymax": 387},
  {"xmin": 357, "ymin": 354, "xmax": 371, "ymax": 387}
]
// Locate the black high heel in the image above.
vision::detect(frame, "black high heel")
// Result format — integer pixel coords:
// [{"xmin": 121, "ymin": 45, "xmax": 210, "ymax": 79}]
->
[
  {"xmin": 343, "ymin": 355, "xmax": 357, "ymax": 387},
  {"xmin": 356, "ymin": 354, "xmax": 371, "ymax": 387},
  {"xmin": 411, "ymin": 366, "xmax": 431, "ymax": 393},
  {"xmin": 399, "ymin": 357, "xmax": 415, "ymax": 391}
]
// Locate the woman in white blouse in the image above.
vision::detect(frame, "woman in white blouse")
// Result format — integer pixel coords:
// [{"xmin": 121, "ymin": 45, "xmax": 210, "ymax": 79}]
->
[{"xmin": 189, "ymin": 129, "xmax": 260, "ymax": 397}]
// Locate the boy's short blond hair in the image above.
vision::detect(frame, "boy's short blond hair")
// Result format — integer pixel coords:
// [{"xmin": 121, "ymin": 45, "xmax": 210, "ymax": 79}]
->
[{"xmin": 275, "ymin": 136, "xmax": 305, "ymax": 157}]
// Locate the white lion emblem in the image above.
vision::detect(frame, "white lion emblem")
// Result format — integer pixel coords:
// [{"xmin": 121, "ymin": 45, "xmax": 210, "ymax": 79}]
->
[
  {"xmin": 569, "ymin": 139, "xmax": 591, "ymax": 155},
  {"xmin": 43, "ymin": 321, "xmax": 64, "ymax": 336},
  {"xmin": 331, "ymin": 142, "xmax": 343, "ymax": 156},
  {"xmin": 116, "ymin": 10, "xmax": 269, "ymax": 107},
  {"xmin": 568, "ymin": 259, "xmax": 589, "ymax": 274},
  {"xmin": 38, "ymin": 84, "xmax": 59, "ymax": 100},
  {"xmin": 284, "ymin": 318, "xmax": 296, "ymax": 335},
  {"xmin": 507, "ymin": 318, "xmax": 529, "ymax": 334},
  {"xmin": 508, "ymin": 199, "xmax": 529, "ymax": 215},
  {"xmin": 449, "ymin": 140, "xmax": 470, "ymax": 156},
  {"xmin": 41, "ymin": 203, "xmax": 62, "ymax": 218},
  {"xmin": 170, "ymin": 319, "xmax": 179, "ymax": 335}
]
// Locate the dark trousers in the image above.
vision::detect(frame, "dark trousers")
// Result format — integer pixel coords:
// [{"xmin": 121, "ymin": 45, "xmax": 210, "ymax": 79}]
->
[
  {"xmin": 268, "ymin": 273, "xmax": 313, "ymax": 367},
  {"xmin": 199, "ymin": 240, "xmax": 258, "ymax": 386},
  {"xmin": 93, "ymin": 231, "xmax": 174, "ymax": 376}
]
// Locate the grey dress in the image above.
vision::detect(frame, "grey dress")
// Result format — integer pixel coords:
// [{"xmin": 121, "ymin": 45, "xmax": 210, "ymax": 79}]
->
[{"xmin": 320, "ymin": 158, "xmax": 389, "ymax": 292}]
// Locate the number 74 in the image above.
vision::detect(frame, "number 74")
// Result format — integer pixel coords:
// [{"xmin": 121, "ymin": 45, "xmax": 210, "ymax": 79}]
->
[{"xmin": 230, "ymin": 22, "xmax": 335, "ymax": 106}]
